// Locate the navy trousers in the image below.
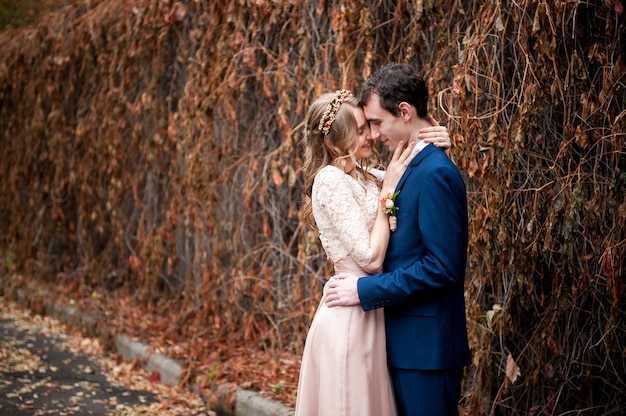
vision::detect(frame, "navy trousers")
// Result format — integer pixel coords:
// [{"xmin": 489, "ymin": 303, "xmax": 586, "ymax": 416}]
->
[{"xmin": 390, "ymin": 367, "xmax": 463, "ymax": 416}]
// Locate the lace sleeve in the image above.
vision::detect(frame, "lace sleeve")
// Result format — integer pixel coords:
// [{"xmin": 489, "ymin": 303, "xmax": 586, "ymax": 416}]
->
[
  {"xmin": 368, "ymin": 167, "xmax": 386, "ymax": 182},
  {"xmin": 312, "ymin": 167, "xmax": 375, "ymax": 267}
]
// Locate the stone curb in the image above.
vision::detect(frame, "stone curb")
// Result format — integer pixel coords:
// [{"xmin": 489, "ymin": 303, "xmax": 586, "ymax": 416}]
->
[{"xmin": 10, "ymin": 288, "xmax": 294, "ymax": 416}]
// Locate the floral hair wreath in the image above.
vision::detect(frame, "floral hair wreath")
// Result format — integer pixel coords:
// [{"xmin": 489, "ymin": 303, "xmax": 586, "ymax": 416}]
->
[{"xmin": 318, "ymin": 89, "xmax": 353, "ymax": 135}]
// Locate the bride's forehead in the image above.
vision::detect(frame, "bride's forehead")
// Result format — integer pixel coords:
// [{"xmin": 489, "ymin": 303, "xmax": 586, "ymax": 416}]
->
[{"xmin": 351, "ymin": 106, "xmax": 366, "ymax": 122}]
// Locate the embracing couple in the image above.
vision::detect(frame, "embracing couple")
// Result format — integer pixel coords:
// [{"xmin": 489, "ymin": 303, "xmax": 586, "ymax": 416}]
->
[{"xmin": 295, "ymin": 63, "xmax": 471, "ymax": 416}]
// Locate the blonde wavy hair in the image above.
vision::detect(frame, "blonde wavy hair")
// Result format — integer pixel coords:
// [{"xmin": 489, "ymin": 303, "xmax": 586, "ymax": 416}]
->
[{"xmin": 301, "ymin": 92, "xmax": 382, "ymax": 228}]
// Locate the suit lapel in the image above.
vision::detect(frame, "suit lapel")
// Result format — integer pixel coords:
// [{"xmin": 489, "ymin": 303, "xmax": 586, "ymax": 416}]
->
[{"xmin": 395, "ymin": 143, "xmax": 436, "ymax": 191}]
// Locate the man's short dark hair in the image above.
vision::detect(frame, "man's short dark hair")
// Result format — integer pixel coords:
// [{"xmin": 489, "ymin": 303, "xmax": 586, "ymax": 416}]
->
[{"xmin": 359, "ymin": 63, "xmax": 429, "ymax": 119}]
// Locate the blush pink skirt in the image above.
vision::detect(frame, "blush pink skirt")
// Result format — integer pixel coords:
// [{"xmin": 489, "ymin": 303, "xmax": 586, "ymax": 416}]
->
[{"xmin": 294, "ymin": 257, "xmax": 396, "ymax": 416}]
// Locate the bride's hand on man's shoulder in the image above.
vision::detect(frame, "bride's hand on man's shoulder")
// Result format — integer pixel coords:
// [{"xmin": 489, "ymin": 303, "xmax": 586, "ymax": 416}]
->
[{"xmin": 420, "ymin": 115, "xmax": 451, "ymax": 150}]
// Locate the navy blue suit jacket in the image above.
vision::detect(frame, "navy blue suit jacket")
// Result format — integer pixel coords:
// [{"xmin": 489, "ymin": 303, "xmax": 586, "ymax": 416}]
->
[{"xmin": 358, "ymin": 144, "xmax": 471, "ymax": 370}]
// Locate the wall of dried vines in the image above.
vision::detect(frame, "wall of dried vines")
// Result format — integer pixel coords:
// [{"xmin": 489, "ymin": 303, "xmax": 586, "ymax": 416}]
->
[{"xmin": 1, "ymin": 0, "xmax": 624, "ymax": 414}]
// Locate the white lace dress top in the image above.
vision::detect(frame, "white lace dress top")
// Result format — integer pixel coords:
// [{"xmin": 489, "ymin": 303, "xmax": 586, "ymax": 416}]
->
[{"xmin": 311, "ymin": 165, "xmax": 384, "ymax": 268}]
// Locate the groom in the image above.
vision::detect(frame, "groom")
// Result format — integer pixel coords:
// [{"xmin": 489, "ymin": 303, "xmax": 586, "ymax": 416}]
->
[{"xmin": 325, "ymin": 63, "xmax": 471, "ymax": 416}]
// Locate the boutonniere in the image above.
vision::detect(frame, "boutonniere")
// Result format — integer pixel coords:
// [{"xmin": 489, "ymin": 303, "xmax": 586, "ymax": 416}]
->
[{"xmin": 380, "ymin": 190, "xmax": 400, "ymax": 231}]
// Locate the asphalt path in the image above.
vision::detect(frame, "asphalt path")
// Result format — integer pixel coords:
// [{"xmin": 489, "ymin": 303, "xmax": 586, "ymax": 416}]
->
[{"xmin": 0, "ymin": 316, "xmax": 157, "ymax": 415}]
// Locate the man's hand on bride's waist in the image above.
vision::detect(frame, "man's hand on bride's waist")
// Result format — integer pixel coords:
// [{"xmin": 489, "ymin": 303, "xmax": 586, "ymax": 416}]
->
[{"xmin": 325, "ymin": 273, "xmax": 361, "ymax": 307}]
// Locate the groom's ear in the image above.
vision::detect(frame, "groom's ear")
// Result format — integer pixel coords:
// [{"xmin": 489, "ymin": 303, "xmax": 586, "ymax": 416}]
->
[{"xmin": 398, "ymin": 102, "xmax": 412, "ymax": 120}]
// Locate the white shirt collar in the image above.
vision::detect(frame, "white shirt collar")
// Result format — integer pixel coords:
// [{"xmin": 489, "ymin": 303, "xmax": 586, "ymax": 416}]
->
[{"xmin": 410, "ymin": 140, "xmax": 430, "ymax": 156}]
